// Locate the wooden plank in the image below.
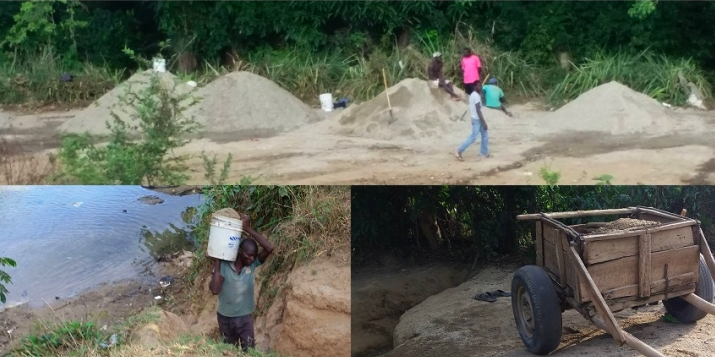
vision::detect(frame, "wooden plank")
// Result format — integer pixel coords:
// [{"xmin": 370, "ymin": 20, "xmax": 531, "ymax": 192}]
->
[
  {"xmin": 542, "ymin": 221, "xmax": 559, "ymax": 247},
  {"xmin": 602, "ymin": 287, "xmax": 696, "ymax": 314},
  {"xmin": 639, "ymin": 233, "xmax": 651, "ymax": 298},
  {"xmin": 584, "ymin": 226, "xmax": 695, "ymax": 265},
  {"xmin": 517, "ymin": 208, "xmax": 636, "ymax": 221},
  {"xmin": 578, "ymin": 245, "xmax": 700, "ymax": 302},
  {"xmin": 543, "ymin": 239, "xmax": 559, "ymax": 278},
  {"xmin": 646, "ymin": 220, "xmax": 696, "ymax": 234},
  {"xmin": 682, "ymin": 293, "xmax": 715, "ymax": 314},
  {"xmin": 556, "ymin": 230, "xmax": 566, "ymax": 286},
  {"xmin": 535, "ymin": 221, "xmax": 544, "ymax": 268},
  {"xmin": 601, "ymin": 272, "xmax": 696, "ymax": 300},
  {"xmin": 569, "ymin": 246, "xmax": 626, "ymax": 344},
  {"xmin": 638, "ymin": 207, "xmax": 687, "ymax": 221},
  {"xmin": 591, "ymin": 316, "xmax": 666, "ymax": 357}
]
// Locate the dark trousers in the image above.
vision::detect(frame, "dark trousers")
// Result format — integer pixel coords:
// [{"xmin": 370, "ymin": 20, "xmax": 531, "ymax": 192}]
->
[
  {"xmin": 217, "ymin": 312, "xmax": 255, "ymax": 351},
  {"xmin": 464, "ymin": 81, "xmax": 482, "ymax": 95}
]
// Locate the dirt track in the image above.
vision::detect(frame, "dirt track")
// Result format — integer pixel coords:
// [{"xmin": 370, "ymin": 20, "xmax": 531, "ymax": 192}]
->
[
  {"xmin": 3, "ymin": 77, "xmax": 715, "ymax": 185},
  {"xmin": 354, "ymin": 261, "xmax": 715, "ymax": 357}
]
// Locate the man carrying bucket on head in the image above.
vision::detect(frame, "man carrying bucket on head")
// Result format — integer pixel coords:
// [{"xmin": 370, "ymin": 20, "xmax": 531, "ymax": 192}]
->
[{"xmin": 209, "ymin": 213, "xmax": 274, "ymax": 352}]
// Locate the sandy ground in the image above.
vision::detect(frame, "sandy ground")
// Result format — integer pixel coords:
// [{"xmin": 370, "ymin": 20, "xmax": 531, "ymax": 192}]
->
[
  {"xmin": 360, "ymin": 262, "xmax": 715, "ymax": 357},
  {"xmin": 3, "ymin": 78, "xmax": 715, "ymax": 185}
]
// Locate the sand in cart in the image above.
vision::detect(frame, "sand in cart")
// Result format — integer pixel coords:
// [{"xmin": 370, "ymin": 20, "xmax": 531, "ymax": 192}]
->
[{"xmin": 592, "ymin": 218, "xmax": 662, "ymax": 234}]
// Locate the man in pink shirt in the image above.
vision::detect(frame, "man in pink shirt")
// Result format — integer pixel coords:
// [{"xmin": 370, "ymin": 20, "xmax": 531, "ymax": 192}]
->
[{"xmin": 461, "ymin": 48, "xmax": 482, "ymax": 95}]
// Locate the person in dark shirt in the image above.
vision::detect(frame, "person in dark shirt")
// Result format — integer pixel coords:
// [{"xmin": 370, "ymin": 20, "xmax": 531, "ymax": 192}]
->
[{"xmin": 427, "ymin": 52, "xmax": 461, "ymax": 101}]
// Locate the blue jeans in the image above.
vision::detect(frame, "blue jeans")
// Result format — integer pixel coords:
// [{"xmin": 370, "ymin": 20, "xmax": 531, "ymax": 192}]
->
[{"xmin": 458, "ymin": 118, "xmax": 489, "ymax": 157}]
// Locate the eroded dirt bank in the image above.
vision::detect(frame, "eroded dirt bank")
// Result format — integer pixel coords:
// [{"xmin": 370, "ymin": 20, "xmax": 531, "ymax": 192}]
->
[{"xmin": 351, "ymin": 256, "xmax": 470, "ymax": 357}]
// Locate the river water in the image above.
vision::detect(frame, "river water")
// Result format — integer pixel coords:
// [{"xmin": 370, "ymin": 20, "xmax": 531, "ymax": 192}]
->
[{"xmin": 0, "ymin": 185, "xmax": 203, "ymax": 309}]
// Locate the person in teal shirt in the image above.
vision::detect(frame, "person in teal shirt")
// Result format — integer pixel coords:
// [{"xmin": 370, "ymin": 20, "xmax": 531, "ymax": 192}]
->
[
  {"xmin": 209, "ymin": 213, "xmax": 274, "ymax": 352},
  {"xmin": 482, "ymin": 78, "xmax": 513, "ymax": 117}
]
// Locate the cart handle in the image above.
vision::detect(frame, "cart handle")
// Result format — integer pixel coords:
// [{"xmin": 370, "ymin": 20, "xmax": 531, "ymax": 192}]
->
[{"xmin": 517, "ymin": 208, "xmax": 636, "ymax": 221}]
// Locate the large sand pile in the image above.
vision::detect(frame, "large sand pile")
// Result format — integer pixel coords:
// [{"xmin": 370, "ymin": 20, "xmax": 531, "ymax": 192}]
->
[
  {"xmin": 58, "ymin": 70, "xmax": 196, "ymax": 136},
  {"xmin": 336, "ymin": 78, "xmax": 470, "ymax": 141},
  {"xmin": 185, "ymin": 71, "xmax": 321, "ymax": 135},
  {"xmin": 539, "ymin": 81, "xmax": 677, "ymax": 135}
]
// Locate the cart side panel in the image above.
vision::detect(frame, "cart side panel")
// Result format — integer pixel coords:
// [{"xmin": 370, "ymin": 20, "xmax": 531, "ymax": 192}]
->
[
  {"xmin": 535, "ymin": 221, "xmax": 543, "ymax": 268},
  {"xmin": 577, "ymin": 245, "xmax": 700, "ymax": 303},
  {"xmin": 583, "ymin": 226, "xmax": 696, "ymax": 266},
  {"xmin": 541, "ymin": 221, "xmax": 580, "ymax": 300}
]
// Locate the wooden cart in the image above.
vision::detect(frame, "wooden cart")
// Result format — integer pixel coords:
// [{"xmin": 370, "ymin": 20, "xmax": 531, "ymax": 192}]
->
[{"xmin": 513, "ymin": 206, "xmax": 715, "ymax": 357}]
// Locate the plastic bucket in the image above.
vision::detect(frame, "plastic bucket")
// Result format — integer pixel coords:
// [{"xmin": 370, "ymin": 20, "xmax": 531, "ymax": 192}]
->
[
  {"xmin": 207, "ymin": 215, "xmax": 243, "ymax": 261},
  {"xmin": 319, "ymin": 93, "xmax": 334, "ymax": 112},
  {"xmin": 152, "ymin": 58, "xmax": 166, "ymax": 73}
]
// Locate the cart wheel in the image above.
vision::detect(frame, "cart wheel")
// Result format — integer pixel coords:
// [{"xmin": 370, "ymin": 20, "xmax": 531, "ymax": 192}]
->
[
  {"xmin": 511, "ymin": 265, "xmax": 562, "ymax": 355},
  {"xmin": 663, "ymin": 255, "xmax": 714, "ymax": 323}
]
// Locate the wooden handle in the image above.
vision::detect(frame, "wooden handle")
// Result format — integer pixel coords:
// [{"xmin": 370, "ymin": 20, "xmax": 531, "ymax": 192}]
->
[
  {"xmin": 382, "ymin": 68, "xmax": 392, "ymax": 109},
  {"xmin": 517, "ymin": 208, "xmax": 636, "ymax": 221}
]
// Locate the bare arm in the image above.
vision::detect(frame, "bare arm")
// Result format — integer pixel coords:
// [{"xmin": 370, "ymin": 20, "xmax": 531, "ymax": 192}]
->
[
  {"xmin": 209, "ymin": 259, "xmax": 223, "ymax": 295},
  {"xmin": 476, "ymin": 102, "xmax": 488, "ymax": 131},
  {"xmin": 246, "ymin": 226, "xmax": 274, "ymax": 263},
  {"xmin": 240, "ymin": 214, "xmax": 274, "ymax": 264}
]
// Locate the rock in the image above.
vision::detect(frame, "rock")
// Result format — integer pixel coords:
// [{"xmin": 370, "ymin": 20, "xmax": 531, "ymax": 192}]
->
[{"xmin": 138, "ymin": 195, "xmax": 164, "ymax": 205}]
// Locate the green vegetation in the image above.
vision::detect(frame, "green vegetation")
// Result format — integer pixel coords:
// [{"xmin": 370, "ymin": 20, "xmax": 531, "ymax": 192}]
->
[
  {"xmin": 0, "ymin": 1, "xmax": 713, "ymax": 109},
  {"xmin": 352, "ymin": 186, "xmax": 715, "ymax": 264},
  {"xmin": 6, "ymin": 307, "xmax": 281, "ymax": 357},
  {"xmin": 53, "ymin": 72, "xmax": 201, "ymax": 185},
  {"xmin": 0, "ymin": 257, "xmax": 16, "ymax": 304}
]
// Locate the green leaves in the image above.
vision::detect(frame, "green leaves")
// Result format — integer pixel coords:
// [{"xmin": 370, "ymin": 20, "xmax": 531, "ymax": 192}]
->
[
  {"xmin": 0, "ymin": 256, "xmax": 17, "ymax": 304},
  {"xmin": 629, "ymin": 1, "xmax": 658, "ymax": 20}
]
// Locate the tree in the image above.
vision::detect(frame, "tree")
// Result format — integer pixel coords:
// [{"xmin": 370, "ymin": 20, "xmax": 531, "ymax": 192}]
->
[{"xmin": 0, "ymin": 257, "xmax": 16, "ymax": 304}]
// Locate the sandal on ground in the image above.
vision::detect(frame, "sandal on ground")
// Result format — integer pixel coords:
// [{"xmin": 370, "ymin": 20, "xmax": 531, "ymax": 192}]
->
[
  {"xmin": 474, "ymin": 292, "xmax": 497, "ymax": 302},
  {"xmin": 490, "ymin": 289, "xmax": 511, "ymax": 297},
  {"xmin": 453, "ymin": 151, "xmax": 463, "ymax": 161}
]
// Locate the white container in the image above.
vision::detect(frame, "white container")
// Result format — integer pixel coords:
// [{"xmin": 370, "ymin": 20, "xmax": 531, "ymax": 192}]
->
[
  {"xmin": 207, "ymin": 215, "xmax": 243, "ymax": 261},
  {"xmin": 319, "ymin": 93, "xmax": 334, "ymax": 112},
  {"xmin": 152, "ymin": 58, "xmax": 166, "ymax": 73}
]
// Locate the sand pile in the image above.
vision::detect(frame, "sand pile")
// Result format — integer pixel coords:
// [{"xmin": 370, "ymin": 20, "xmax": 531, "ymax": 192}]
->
[
  {"xmin": 593, "ymin": 218, "xmax": 661, "ymax": 234},
  {"xmin": 539, "ymin": 81, "xmax": 677, "ymax": 136},
  {"xmin": 336, "ymin": 78, "xmax": 477, "ymax": 141},
  {"xmin": 58, "ymin": 70, "xmax": 196, "ymax": 136},
  {"xmin": 185, "ymin": 71, "xmax": 321, "ymax": 135}
]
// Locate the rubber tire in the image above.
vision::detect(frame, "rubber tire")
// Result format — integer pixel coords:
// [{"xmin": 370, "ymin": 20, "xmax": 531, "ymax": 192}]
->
[
  {"xmin": 511, "ymin": 265, "xmax": 563, "ymax": 355},
  {"xmin": 663, "ymin": 255, "xmax": 715, "ymax": 323}
]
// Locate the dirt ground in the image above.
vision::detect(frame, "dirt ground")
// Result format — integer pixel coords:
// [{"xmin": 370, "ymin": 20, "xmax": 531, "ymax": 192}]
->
[
  {"xmin": 365, "ymin": 262, "xmax": 715, "ymax": 357},
  {"xmin": 4, "ymin": 82, "xmax": 715, "ymax": 185}
]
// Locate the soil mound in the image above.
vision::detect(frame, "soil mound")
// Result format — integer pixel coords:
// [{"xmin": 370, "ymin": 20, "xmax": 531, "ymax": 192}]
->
[
  {"xmin": 336, "ymin": 78, "xmax": 473, "ymax": 141},
  {"xmin": 185, "ymin": 71, "xmax": 321, "ymax": 135},
  {"xmin": 58, "ymin": 70, "xmax": 196, "ymax": 136},
  {"xmin": 539, "ymin": 81, "xmax": 676, "ymax": 135}
]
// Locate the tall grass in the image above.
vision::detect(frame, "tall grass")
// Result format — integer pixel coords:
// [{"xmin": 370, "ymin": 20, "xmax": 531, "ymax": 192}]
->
[
  {"xmin": 0, "ymin": 46, "xmax": 124, "ymax": 108},
  {"xmin": 549, "ymin": 50, "xmax": 712, "ymax": 106},
  {"xmin": 0, "ymin": 29, "xmax": 710, "ymax": 110}
]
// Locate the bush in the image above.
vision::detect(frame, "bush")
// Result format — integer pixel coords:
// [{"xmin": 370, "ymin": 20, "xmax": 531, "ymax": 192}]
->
[{"xmin": 55, "ymin": 73, "xmax": 201, "ymax": 185}]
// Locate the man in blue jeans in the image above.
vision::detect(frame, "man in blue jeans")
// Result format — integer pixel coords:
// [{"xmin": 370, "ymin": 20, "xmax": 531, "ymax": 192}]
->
[
  {"xmin": 209, "ymin": 213, "xmax": 274, "ymax": 352},
  {"xmin": 454, "ymin": 87, "xmax": 490, "ymax": 161}
]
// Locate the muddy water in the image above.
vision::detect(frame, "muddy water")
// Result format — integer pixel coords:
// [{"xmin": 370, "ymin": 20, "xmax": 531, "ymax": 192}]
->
[{"xmin": 0, "ymin": 185, "xmax": 202, "ymax": 308}]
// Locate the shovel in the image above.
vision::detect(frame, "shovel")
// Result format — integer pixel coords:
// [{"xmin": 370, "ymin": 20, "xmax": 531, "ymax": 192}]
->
[{"xmin": 382, "ymin": 68, "xmax": 396, "ymax": 125}]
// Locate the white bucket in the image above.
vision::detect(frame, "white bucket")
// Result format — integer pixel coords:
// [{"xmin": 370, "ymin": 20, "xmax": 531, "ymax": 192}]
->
[
  {"xmin": 207, "ymin": 215, "xmax": 243, "ymax": 261},
  {"xmin": 319, "ymin": 93, "xmax": 334, "ymax": 112},
  {"xmin": 152, "ymin": 58, "xmax": 166, "ymax": 73}
]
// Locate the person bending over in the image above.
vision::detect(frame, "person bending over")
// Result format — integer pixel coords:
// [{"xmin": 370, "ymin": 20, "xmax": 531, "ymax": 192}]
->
[{"xmin": 482, "ymin": 78, "xmax": 513, "ymax": 117}]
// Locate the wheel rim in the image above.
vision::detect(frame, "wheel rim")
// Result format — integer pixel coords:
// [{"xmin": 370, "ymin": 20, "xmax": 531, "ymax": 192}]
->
[{"xmin": 516, "ymin": 286, "xmax": 535, "ymax": 339}]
